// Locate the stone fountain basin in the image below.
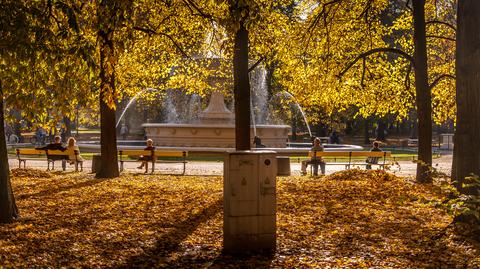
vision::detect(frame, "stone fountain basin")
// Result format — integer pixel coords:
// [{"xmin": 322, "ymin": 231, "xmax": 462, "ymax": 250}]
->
[{"xmin": 142, "ymin": 123, "xmax": 291, "ymax": 148}]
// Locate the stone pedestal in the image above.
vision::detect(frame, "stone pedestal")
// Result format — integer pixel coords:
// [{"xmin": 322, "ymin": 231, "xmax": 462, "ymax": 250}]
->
[
  {"xmin": 91, "ymin": 154, "xmax": 102, "ymax": 173},
  {"xmin": 440, "ymin": 133, "xmax": 454, "ymax": 149},
  {"xmin": 223, "ymin": 151, "xmax": 277, "ymax": 253},
  {"xmin": 276, "ymin": 156, "xmax": 291, "ymax": 176}
]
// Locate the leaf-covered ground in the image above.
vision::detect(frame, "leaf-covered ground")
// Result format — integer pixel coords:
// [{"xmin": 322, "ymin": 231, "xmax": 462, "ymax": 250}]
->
[{"xmin": 1, "ymin": 169, "xmax": 478, "ymax": 268}]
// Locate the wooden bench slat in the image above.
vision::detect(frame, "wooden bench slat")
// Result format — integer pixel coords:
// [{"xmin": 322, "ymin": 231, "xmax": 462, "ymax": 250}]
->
[
  {"xmin": 119, "ymin": 150, "xmax": 151, "ymax": 156},
  {"xmin": 350, "ymin": 151, "xmax": 391, "ymax": 157},
  {"xmin": 46, "ymin": 150, "xmax": 70, "ymax": 156},
  {"xmin": 17, "ymin": 149, "xmax": 45, "ymax": 155},
  {"xmin": 308, "ymin": 151, "xmax": 391, "ymax": 157},
  {"xmin": 153, "ymin": 151, "xmax": 186, "ymax": 157},
  {"xmin": 118, "ymin": 150, "xmax": 187, "ymax": 157}
]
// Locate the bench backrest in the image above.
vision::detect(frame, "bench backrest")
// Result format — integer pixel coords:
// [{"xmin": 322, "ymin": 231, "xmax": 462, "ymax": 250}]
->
[
  {"xmin": 118, "ymin": 150, "xmax": 188, "ymax": 158},
  {"xmin": 17, "ymin": 148, "xmax": 46, "ymax": 155},
  {"xmin": 17, "ymin": 148, "xmax": 76, "ymax": 156},
  {"xmin": 308, "ymin": 151, "xmax": 391, "ymax": 158},
  {"xmin": 46, "ymin": 149, "xmax": 75, "ymax": 156}
]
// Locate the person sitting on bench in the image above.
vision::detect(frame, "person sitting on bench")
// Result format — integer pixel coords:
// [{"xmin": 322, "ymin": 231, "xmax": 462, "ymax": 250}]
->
[
  {"xmin": 36, "ymin": 135, "xmax": 68, "ymax": 169},
  {"xmin": 301, "ymin": 137, "xmax": 326, "ymax": 176},
  {"xmin": 66, "ymin": 137, "xmax": 84, "ymax": 166},
  {"xmin": 366, "ymin": 141, "xmax": 382, "ymax": 169},
  {"xmin": 137, "ymin": 139, "xmax": 155, "ymax": 171}
]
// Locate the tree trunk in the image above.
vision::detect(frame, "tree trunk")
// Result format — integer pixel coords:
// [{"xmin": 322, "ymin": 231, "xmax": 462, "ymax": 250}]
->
[
  {"xmin": 96, "ymin": 2, "xmax": 119, "ymax": 178},
  {"xmin": 63, "ymin": 116, "xmax": 72, "ymax": 138},
  {"xmin": 376, "ymin": 119, "xmax": 386, "ymax": 141},
  {"xmin": 0, "ymin": 80, "xmax": 19, "ymax": 223},
  {"xmin": 453, "ymin": 0, "xmax": 480, "ymax": 195},
  {"xmin": 364, "ymin": 117, "xmax": 370, "ymax": 145},
  {"xmin": 233, "ymin": 23, "xmax": 251, "ymax": 150},
  {"xmin": 412, "ymin": 0, "xmax": 432, "ymax": 183},
  {"xmin": 266, "ymin": 61, "xmax": 276, "ymax": 98}
]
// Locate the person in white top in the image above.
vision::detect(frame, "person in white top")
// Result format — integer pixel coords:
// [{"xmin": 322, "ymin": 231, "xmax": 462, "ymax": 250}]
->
[{"xmin": 67, "ymin": 137, "xmax": 85, "ymax": 164}]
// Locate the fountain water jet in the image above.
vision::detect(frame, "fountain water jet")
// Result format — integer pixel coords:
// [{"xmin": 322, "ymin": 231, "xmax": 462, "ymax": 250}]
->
[
  {"xmin": 272, "ymin": 91, "xmax": 313, "ymax": 138},
  {"xmin": 116, "ymin": 88, "xmax": 158, "ymax": 128}
]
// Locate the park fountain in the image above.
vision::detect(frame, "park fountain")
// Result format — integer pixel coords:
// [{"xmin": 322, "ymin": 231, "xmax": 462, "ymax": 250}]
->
[
  {"xmin": 142, "ymin": 91, "xmax": 291, "ymax": 148},
  {"xmin": 96, "ymin": 67, "xmax": 362, "ymax": 152}
]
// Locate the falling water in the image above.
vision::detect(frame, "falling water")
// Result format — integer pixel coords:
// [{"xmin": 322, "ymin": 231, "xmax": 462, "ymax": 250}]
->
[
  {"xmin": 116, "ymin": 88, "xmax": 158, "ymax": 128},
  {"xmin": 186, "ymin": 94, "xmax": 202, "ymax": 123},
  {"xmin": 164, "ymin": 90, "xmax": 179, "ymax": 123},
  {"xmin": 273, "ymin": 91, "xmax": 312, "ymax": 138},
  {"xmin": 249, "ymin": 67, "xmax": 268, "ymax": 124},
  {"xmin": 250, "ymin": 97, "xmax": 257, "ymax": 137}
]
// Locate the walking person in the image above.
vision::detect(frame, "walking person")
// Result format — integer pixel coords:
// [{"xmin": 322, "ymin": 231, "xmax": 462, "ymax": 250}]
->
[{"xmin": 120, "ymin": 124, "xmax": 129, "ymax": 140}]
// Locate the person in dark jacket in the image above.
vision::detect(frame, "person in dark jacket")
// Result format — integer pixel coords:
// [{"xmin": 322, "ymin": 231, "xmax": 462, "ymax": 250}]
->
[
  {"xmin": 301, "ymin": 137, "xmax": 326, "ymax": 176},
  {"xmin": 138, "ymin": 139, "xmax": 155, "ymax": 171},
  {"xmin": 253, "ymin": 136, "xmax": 266, "ymax": 148},
  {"xmin": 36, "ymin": 135, "xmax": 68, "ymax": 169},
  {"xmin": 329, "ymin": 130, "xmax": 340, "ymax": 144},
  {"xmin": 36, "ymin": 135, "xmax": 67, "ymax": 152},
  {"xmin": 366, "ymin": 141, "xmax": 382, "ymax": 169}
]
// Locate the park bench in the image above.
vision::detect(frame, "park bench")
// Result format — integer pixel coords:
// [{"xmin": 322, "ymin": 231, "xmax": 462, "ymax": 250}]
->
[
  {"xmin": 306, "ymin": 151, "xmax": 392, "ymax": 173},
  {"xmin": 118, "ymin": 149, "xmax": 188, "ymax": 175},
  {"xmin": 16, "ymin": 148, "xmax": 83, "ymax": 171}
]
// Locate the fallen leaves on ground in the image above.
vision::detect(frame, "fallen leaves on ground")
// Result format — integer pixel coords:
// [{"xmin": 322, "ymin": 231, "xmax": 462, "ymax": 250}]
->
[
  {"xmin": 10, "ymin": 168, "xmax": 52, "ymax": 178},
  {"xmin": 0, "ymin": 169, "xmax": 478, "ymax": 268},
  {"xmin": 324, "ymin": 168, "xmax": 398, "ymax": 182}
]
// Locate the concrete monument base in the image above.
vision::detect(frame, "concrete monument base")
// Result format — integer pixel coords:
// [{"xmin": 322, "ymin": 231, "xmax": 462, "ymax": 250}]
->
[{"xmin": 223, "ymin": 151, "xmax": 277, "ymax": 253}]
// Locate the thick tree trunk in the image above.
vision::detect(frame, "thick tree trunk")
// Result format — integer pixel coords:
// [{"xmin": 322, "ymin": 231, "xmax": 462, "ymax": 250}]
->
[
  {"xmin": 453, "ymin": 0, "xmax": 480, "ymax": 195},
  {"xmin": 97, "ymin": 97, "xmax": 119, "ymax": 178},
  {"xmin": 0, "ymin": 80, "xmax": 19, "ymax": 223},
  {"xmin": 233, "ymin": 23, "xmax": 251, "ymax": 150},
  {"xmin": 412, "ymin": 0, "xmax": 432, "ymax": 183},
  {"xmin": 96, "ymin": 3, "xmax": 119, "ymax": 178}
]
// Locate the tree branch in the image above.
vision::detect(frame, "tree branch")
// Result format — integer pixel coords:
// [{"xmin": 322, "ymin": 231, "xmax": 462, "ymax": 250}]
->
[
  {"xmin": 405, "ymin": 63, "xmax": 412, "ymax": 93},
  {"xmin": 248, "ymin": 57, "xmax": 264, "ymax": 73},
  {"xmin": 182, "ymin": 0, "xmax": 214, "ymax": 20},
  {"xmin": 306, "ymin": 0, "xmax": 342, "ymax": 35},
  {"xmin": 132, "ymin": 26, "xmax": 191, "ymax": 59},
  {"xmin": 429, "ymin": 74, "xmax": 456, "ymax": 90},
  {"xmin": 338, "ymin": 48, "xmax": 414, "ymax": 78},
  {"xmin": 361, "ymin": 58, "xmax": 366, "ymax": 87},
  {"xmin": 405, "ymin": 0, "xmax": 412, "ymax": 12},
  {"xmin": 426, "ymin": 35, "xmax": 456, "ymax": 42},
  {"xmin": 425, "ymin": 20, "xmax": 456, "ymax": 31}
]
